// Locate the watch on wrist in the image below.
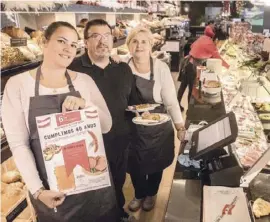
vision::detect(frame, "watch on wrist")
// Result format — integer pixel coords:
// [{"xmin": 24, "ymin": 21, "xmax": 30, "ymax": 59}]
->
[{"xmin": 33, "ymin": 187, "xmax": 45, "ymax": 200}]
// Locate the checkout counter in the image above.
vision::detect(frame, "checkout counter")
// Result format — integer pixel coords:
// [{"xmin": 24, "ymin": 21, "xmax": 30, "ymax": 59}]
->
[{"xmin": 164, "ymin": 75, "xmax": 270, "ymax": 222}]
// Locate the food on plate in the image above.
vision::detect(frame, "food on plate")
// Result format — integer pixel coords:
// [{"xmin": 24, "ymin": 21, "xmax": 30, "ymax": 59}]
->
[
  {"xmin": 252, "ymin": 198, "xmax": 270, "ymax": 218},
  {"xmin": 141, "ymin": 113, "xmax": 160, "ymax": 121},
  {"xmin": 204, "ymin": 80, "xmax": 221, "ymax": 88},
  {"xmin": 259, "ymin": 114, "xmax": 270, "ymax": 121},
  {"xmin": 2, "ymin": 171, "xmax": 21, "ymax": 184},
  {"xmin": 55, "ymin": 165, "xmax": 75, "ymax": 191},
  {"xmin": 135, "ymin": 104, "xmax": 151, "ymax": 110}
]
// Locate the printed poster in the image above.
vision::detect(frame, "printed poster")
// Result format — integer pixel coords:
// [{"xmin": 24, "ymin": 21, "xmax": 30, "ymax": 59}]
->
[{"xmin": 36, "ymin": 107, "xmax": 111, "ymax": 196}]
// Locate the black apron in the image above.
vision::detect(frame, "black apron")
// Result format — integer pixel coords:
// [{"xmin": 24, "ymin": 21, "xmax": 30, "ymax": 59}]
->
[
  {"xmin": 127, "ymin": 58, "xmax": 175, "ymax": 175},
  {"xmin": 178, "ymin": 55, "xmax": 207, "ymax": 82},
  {"xmin": 28, "ymin": 67, "xmax": 118, "ymax": 222}
]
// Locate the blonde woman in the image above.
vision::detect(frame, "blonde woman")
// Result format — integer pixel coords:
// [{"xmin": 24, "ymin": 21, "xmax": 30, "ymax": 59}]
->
[{"xmin": 114, "ymin": 26, "xmax": 185, "ymax": 212}]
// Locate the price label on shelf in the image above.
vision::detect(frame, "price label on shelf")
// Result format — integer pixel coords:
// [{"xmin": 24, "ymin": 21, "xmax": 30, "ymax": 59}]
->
[{"xmin": 10, "ymin": 38, "xmax": 27, "ymax": 47}]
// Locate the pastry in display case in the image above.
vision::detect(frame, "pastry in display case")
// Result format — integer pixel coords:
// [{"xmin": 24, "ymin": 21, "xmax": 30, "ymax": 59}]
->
[{"xmin": 1, "ymin": 157, "xmax": 36, "ymax": 221}]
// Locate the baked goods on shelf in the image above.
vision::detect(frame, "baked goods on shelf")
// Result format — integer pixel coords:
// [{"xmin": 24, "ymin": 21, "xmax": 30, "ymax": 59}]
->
[
  {"xmin": 2, "ymin": 170, "xmax": 21, "ymax": 184},
  {"xmin": 1, "ymin": 47, "xmax": 26, "ymax": 68},
  {"xmin": 2, "ymin": 26, "xmax": 30, "ymax": 39}
]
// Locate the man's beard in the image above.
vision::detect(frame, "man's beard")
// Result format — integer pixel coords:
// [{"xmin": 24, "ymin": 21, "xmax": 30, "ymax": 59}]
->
[{"xmin": 95, "ymin": 44, "xmax": 110, "ymax": 58}]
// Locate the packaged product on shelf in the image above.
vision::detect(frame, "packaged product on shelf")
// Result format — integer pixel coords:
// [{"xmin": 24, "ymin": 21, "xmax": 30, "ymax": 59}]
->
[{"xmin": 36, "ymin": 107, "xmax": 111, "ymax": 195}]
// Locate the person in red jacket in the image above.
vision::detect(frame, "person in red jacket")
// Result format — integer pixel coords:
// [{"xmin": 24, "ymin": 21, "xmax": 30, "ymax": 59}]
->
[{"xmin": 177, "ymin": 23, "xmax": 229, "ymax": 111}]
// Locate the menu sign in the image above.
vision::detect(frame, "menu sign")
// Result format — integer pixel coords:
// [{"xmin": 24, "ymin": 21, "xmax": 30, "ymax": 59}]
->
[
  {"xmin": 36, "ymin": 107, "xmax": 111, "ymax": 196},
  {"xmin": 10, "ymin": 38, "xmax": 27, "ymax": 47}
]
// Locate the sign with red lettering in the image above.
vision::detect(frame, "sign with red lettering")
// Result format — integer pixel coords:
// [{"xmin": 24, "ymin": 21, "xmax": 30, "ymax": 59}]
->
[{"xmin": 56, "ymin": 111, "xmax": 81, "ymax": 127}]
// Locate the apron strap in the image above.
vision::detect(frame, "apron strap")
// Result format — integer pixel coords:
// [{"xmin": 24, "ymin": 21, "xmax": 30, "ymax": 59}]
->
[
  {"xmin": 35, "ymin": 66, "xmax": 76, "ymax": 96},
  {"xmin": 150, "ymin": 57, "xmax": 154, "ymax": 81},
  {"xmin": 127, "ymin": 57, "xmax": 132, "ymax": 64},
  {"xmin": 127, "ymin": 57, "xmax": 154, "ymax": 81}
]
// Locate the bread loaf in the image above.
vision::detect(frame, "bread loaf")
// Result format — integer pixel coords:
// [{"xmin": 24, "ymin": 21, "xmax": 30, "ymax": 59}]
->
[
  {"xmin": 1, "ymin": 47, "xmax": 26, "ymax": 68},
  {"xmin": 2, "ymin": 171, "xmax": 21, "ymax": 184},
  {"xmin": 30, "ymin": 30, "xmax": 43, "ymax": 39},
  {"xmin": 2, "ymin": 26, "xmax": 30, "ymax": 39},
  {"xmin": 9, "ymin": 182, "xmax": 24, "ymax": 189}
]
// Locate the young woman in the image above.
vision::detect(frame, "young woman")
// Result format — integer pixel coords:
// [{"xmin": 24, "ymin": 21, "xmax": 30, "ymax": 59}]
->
[
  {"xmin": 114, "ymin": 26, "xmax": 185, "ymax": 212},
  {"xmin": 2, "ymin": 21, "xmax": 119, "ymax": 222}
]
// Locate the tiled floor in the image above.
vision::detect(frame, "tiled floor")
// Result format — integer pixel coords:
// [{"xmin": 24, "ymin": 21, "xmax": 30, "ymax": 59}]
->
[{"xmin": 123, "ymin": 72, "xmax": 189, "ymax": 221}]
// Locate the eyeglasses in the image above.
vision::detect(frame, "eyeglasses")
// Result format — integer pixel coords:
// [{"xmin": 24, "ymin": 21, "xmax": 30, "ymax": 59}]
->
[{"xmin": 87, "ymin": 33, "xmax": 112, "ymax": 41}]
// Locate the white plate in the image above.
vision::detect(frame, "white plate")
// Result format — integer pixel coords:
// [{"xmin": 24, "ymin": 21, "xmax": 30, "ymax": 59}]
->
[
  {"xmin": 126, "ymin": 104, "xmax": 160, "ymax": 113},
  {"xmin": 132, "ymin": 113, "xmax": 171, "ymax": 126}
]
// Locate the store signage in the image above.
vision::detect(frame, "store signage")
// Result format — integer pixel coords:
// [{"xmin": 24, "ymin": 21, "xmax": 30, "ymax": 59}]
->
[{"xmin": 10, "ymin": 38, "xmax": 27, "ymax": 47}]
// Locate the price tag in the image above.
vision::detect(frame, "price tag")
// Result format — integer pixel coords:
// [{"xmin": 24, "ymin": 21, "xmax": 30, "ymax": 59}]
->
[{"xmin": 10, "ymin": 38, "xmax": 27, "ymax": 47}]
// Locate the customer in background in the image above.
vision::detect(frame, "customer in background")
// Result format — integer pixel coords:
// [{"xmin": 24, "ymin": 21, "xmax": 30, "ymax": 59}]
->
[
  {"xmin": 177, "ymin": 22, "xmax": 230, "ymax": 111},
  {"xmin": 2, "ymin": 21, "xmax": 119, "ymax": 222},
  {"xmin": 68, "ymin": 19, "xmax": 140, "ymax": 222},
  {"xmin": 113, "ymin": 26, "xmax": 185, "ymax": 212}
]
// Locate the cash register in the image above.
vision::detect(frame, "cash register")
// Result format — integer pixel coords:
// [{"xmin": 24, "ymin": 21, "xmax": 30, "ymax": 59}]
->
[{"xmin": 188, "ymin": 111, "xmax": 270, "ymax": 187}]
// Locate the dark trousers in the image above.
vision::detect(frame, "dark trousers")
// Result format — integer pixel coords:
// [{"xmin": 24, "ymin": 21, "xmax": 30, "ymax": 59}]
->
[
  {"xmin": 104, "ymin": 134, "xmax": 130, "ymax": 215},
  {"xmin": 130, "ymin": 171, "xmax": 163, "ymax": 199},
  {"xmin": 177, "ymin": 62, "xmax": 196, "ymax": 104}
]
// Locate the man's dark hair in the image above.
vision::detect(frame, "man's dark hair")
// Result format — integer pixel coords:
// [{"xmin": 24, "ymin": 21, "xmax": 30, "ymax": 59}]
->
[
  {"xmin": 44, "ymin": 21, "xmax": 79, "ymax": 40},
  {"xmin": 84, "ymin": 19, "xmax": 112, "ymax": 39},
  {"xmin": 208, "ymin": 20, "xmax": 215, "ymax": 25}
]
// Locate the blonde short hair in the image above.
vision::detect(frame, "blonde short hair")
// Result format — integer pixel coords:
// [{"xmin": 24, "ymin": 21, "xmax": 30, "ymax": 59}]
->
[{"xmin": 126, "ymin": 26, "xmax": 154, "ymax": 47}]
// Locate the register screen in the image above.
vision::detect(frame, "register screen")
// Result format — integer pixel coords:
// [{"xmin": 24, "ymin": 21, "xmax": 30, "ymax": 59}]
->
[{"xmin": 197, "ymin": 117, "xmax": 231, "ymax": 152}]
